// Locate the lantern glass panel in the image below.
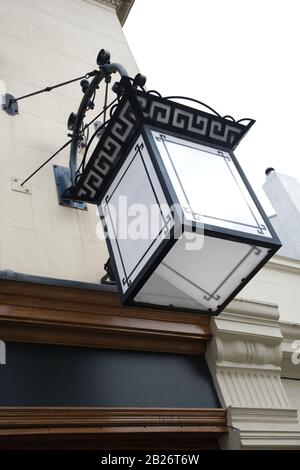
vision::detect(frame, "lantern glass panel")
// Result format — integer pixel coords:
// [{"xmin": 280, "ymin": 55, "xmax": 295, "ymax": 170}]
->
[
  {"xmin": 152, "ymin": 131, "xmax": 271, "ymax": 238},
  {"xmin": 134, "ymin": 234, "xmax": 269, "ymax": 312},
  {"xmin": 101, "ymin": 135, "xmax": 174, "ymax": 294}
]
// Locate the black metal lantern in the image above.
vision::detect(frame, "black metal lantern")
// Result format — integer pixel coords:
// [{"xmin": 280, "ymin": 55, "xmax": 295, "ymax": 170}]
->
[{"xmin": 65, "ymin": 75, "xmax": 281, "ymax": 315}]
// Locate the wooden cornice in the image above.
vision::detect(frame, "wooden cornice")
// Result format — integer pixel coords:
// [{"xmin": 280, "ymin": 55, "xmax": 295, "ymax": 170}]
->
[
  {"xmin": 0, "ymin": 407, "xmax": 227, "ymax": 450},
  {"xmin": 0, "ymin": 279, "xmax": 211, "ymax": 355}
]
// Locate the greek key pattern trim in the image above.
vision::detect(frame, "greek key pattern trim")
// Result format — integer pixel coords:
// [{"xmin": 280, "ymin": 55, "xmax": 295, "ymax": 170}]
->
[
  {"xmin": 137, "ymin": 93, "xmax": 245, "ymax": 147},
  {"xmin": 71, "ymin": 91, "xmax": 252, "ymax": 203},
  {"xmin": 77, "ymin": 100, "xmax": 137, "ymax": 200}
]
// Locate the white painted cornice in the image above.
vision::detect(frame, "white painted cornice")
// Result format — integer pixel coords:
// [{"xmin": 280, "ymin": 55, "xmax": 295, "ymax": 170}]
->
[
  {"xmin": 221, "ymin": 407, "xmax": 300, "ymax": 449},
  {"xmin": 212, "ymin": 299, "xmax": 282, "ymax": 355},
  {"xmin": 229, "ymin": 407, "xmax": 298, "ymax": 425},
  {"xmin": 267, "ymin": 255, "xmax": 300, "ymax": 275},
  {"xmin": 225, "ymin": 298, "xmax": 280, "ymax": 321}
]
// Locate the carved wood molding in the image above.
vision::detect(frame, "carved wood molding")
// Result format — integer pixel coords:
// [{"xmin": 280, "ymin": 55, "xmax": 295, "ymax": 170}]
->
[
  {"xmin": 0, "ymin": 407, "xmax": 227, "ymax": 450},
  {"xmin": 0, "ymin": 407, "xmax": 226, "ymax": 427},
  {"xmin": 0, "ymin": 279, "xmax": 210, "ymax": 355}
]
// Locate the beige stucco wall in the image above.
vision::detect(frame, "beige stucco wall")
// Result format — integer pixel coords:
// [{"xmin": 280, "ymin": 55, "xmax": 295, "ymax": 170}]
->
[
  {"xmin": 239, "ymin": 257, "xmax": 300, "ymax": 324},
  {"xmin": 0, "ymin": 0, "xmax": 139, "ymax": 282}
]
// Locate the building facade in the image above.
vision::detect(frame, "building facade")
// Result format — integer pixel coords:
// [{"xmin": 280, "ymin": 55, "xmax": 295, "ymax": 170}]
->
[
  {"xmin": 0, "ymin": 0, "xmax": 226, "ymax": 450},
  {"xmin": 0, "ymin": 0, "xmax": 300, "ymax": 450}
]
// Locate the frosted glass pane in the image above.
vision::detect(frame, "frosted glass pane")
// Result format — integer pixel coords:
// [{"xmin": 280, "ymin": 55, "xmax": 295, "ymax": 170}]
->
[
  {"xmin": 135, "ymin": 234, "xmax": 269, "ymax": 312},
  {"xmin": 101, "ymin": 135, "xmax": 174, "ymax": 293},
  {"xmin": 152, "ymin": 131, "xmax": 271, "ymax": 238}
]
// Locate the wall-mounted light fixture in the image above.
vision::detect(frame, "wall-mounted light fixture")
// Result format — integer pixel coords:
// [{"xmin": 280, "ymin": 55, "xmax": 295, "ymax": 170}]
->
[
  {"xmin": 4, "ymin": 49, "xmax": 280, "ymax": 314},
  {"xmin": 64, "ymin": 70, "xmax": 281, "ymax": 315}
]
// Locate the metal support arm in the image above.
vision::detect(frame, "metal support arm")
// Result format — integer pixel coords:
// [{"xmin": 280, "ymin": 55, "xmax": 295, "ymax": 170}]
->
[{"xmin": 69, "ymin": 61, "xmax": 129, "ymax": 185}]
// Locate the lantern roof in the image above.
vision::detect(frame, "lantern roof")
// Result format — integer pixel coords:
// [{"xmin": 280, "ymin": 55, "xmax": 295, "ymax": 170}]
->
[{"xmin": 64, "ymin": 77, "xmax": 255, "ymax": 205}]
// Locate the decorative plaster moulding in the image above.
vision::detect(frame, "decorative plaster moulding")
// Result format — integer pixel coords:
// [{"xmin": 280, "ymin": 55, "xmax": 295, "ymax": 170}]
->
[
  {"xmin": 83, "ymin": 0, "xmax": 135, "ymax": 24},
  {"xmin": 206, "ymin": 298, "xmax": 300, "ymax": 448},
  {"xmin": 267, "ymin": 255, "xmax": 300, "ymax": 275},
  {"xmin": 222, "ymin": 407, "xmax": 300, "ymax": 450}
]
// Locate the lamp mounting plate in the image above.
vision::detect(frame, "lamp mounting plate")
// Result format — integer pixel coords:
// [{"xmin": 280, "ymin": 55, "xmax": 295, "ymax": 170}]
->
[
  {"xmin": 2, "ymin": 94, "xmax": 18, "ymax": 115},
  {"xmin": 53, "ymin": 165, "xmax": 87, "ymax": 210},
  {"xmin": 11, "ymin": 177, "xmax": 31, "ymax": 194}
]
